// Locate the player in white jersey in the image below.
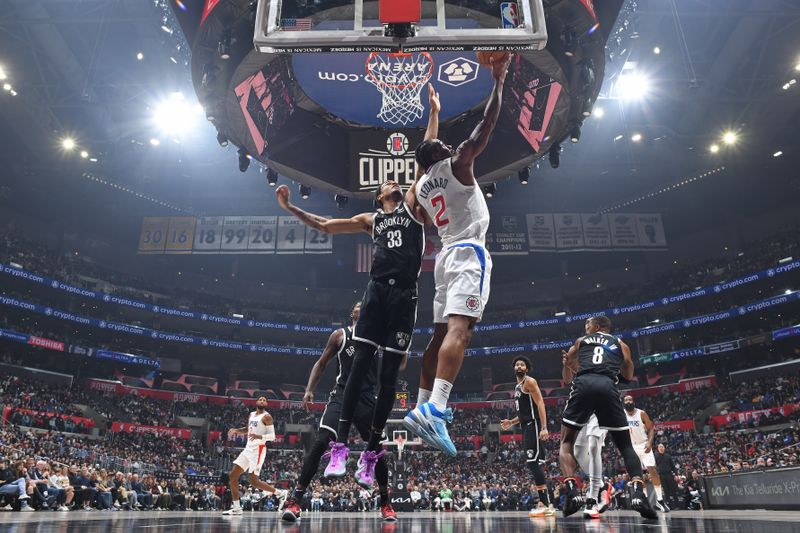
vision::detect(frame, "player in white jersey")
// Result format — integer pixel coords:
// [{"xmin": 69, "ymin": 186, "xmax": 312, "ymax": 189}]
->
[
  {"xmin": 223, "ymin": 396, "xmax": 287, "ymax": 516},
  {"xmin": 403, "ymin": 54, "xmax": 512, "ymax": 456},
  {"xmin": 623, "ymin": 395, "xmax": 669, "ymax": 512},
  {"xmin": 573, "ymin": 414, "xmax": 610, "ymax": 518}
]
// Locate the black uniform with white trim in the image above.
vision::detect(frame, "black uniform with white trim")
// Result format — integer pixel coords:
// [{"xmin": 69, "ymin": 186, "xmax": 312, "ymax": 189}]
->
[
  {"xmin": 562, "ymin": 332, "xmax": 630, "ymax": 432},
  {"xmin": 353, "ymin": 202, "xmax": 424, "ymax": 354},
  {"xmin": 515, "ymin": 379, "xmax": 545, "ymax": 465},
  {"xmin": 319, "ymin": 326, "xmax": 380, "ymax": 440}
]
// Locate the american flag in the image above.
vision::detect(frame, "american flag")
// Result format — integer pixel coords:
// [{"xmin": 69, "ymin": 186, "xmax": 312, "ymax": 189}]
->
[
  {"xmin": 356, "ymin": 243, "xmax": 373, "ymax": 273},
  {"xmin": 281, "ymin": 18, "xmax": 313, "ymax": 31}
]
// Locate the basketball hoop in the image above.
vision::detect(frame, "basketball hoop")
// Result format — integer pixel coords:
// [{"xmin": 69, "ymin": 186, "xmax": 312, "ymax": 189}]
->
[
  {"xmin": 392, "ymin": 429, "xmax": 408, "ymax": 459},
  {"xmin": 365, "ymin": 52, "xmax": 434, "ymax": 126}
]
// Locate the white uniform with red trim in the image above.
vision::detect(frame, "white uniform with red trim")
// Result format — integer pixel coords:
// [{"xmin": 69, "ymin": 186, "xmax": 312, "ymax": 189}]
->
[
  {"xmin": 626, "ymin": 408, "xmax": 656, "ymax": 468},
  {"xmin": 233, "ymin": 411, "xmax": 271, "ymax": 476},
  {"xmin": 415, "ymin": 158, "xmax": 492, "ymax": 322}
]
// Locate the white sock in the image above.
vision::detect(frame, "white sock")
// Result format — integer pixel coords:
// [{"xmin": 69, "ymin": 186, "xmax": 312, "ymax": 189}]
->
[
  {"xmin": 655, "ymin": 485, "xmax": 663, "ymax": 500},
  {"xmin": 430, "ymin": 379, "xmax": 453, "ymax": 412},
  {"xmin": 417, "ymin": 388, "xmax": 432, "ymax": 405},
  {"xmin": 232, "ymin": 499, "xmax": 240, "ymax": 508}
]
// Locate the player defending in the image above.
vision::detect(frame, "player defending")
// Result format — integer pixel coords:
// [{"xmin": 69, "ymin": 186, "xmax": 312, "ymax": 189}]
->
[
  {"xmin": 499, "ymin": 356, "xmax": 555, "ymax": 517},
  {"xmin": 572, "ymin": 414, "xmax": 609, "ymax": 518},
  {"xmin": 223, "ymin": 396, "xmax": 287, "ymax": 515},
  {"xmin": 275, "ymin": 85, "xmax": 438, "ymax": 488},
  {"xmin": 404, "ymin": 54, "xmax": 512, "ymax": 456},
  {"xmin": 281, "ymin": 302, "xmax": 396, "ymax": 522},
  {"xmin": 559, "ymin": 316, "xmax": 657, "ymax": 519},
  {"xmin": 624, "ymin": 395, "xmax": 669, "ymax": 512}
]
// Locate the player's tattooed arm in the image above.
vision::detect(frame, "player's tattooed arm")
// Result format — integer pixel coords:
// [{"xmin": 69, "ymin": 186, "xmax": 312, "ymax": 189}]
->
[
  {"xmin": 276, "ymin": 185, "xmax": 373, "ymax": 234},
  {"xmin": 525, "ymin": 377, "xmax": 549, "ymax": 439},
  {"xmin": 561, "ymin": 339, "xmax": 581, "ymax": 384},
  {"xmin": 303, "ymin": 329, "xmax": 344, "ymax": 410},
  {"xmin": 500, "ymin": 416, "xmax": 520, "ymax": 430}
]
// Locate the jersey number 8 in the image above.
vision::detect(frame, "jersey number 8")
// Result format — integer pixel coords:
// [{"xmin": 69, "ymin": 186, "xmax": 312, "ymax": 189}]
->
[{"xmin": 592, "ymin": 346, "xmax": 604, "ymax": 364}]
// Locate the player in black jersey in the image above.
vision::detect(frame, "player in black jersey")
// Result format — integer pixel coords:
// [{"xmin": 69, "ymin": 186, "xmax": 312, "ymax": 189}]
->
[
  {"xmin": 499, "ymin": 356, "xmax": 554, "ymax": 517},
  {"xmin": 274, "ymin": 86, "xmax": 437, "ymax": 491},
  {"xmin": 559, "ymin": 316, "xmax": 657, "ymax": 519},
  {"xmin": 281, "ymin": 302, "xmax": 396, "ymax": 522}
]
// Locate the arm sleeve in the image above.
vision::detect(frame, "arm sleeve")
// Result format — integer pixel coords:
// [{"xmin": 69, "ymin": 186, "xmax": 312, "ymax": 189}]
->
[{"xmin": 264, "ymin": 424, "xmax": 276, "ymax": 442}]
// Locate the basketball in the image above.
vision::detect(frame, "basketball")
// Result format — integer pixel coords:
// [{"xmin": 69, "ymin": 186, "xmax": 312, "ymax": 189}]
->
[{"xmin": 476, "ymin": 51, "xmax": 510, "ymax": 68}]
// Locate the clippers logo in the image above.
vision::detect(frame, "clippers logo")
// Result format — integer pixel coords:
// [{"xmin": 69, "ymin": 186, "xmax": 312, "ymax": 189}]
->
[
  {"xmin": 500, "ymin": 2, "xmax": 520, "ymax": 28},
  {"xmin": 466, "ymin": 296, "xmax": 480, "ymax": 311},
  {"xmin": 358, "ymin": 132, "xmax": 417, "ymax": 189},
  {"xmin": 437, "ymin": 58, "xmax": 480, "ymax": 87}
]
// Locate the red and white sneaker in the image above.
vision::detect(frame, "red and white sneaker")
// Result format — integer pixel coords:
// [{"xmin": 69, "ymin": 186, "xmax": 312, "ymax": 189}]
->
[
  {"xmin": 597, "ymin": 482, "xmax": 612, "ymax": 513},
  {"xmin": 583, "ymin": 499, "xmax": 600, "ymax": 519},
  {"xmin": 281, "ymin": 499, "xmax": 302, "ymax": 522},
  {"xmin": 381, "ymin": 503, "xmax": 398, "ymax": 522}
]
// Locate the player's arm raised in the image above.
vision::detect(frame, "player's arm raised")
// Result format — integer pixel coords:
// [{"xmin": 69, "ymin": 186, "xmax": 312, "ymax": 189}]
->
[
  {"xmin": 619, "ymin": 339, "xmax": 635, "ymax": 382},
  {"xmin": 561, "ymin": 339, "xmax": 581, "ymax": 384},
  {"xmin": 303, "ymin": 329, "xmax": 344, "ymax": 410},
  {"xmin": 276, "ymin": 184, "xmax": 373, "ymax": 234},
  {"xmin": 407, "ymin": 84, "xmax": 440, "ymax": 225},
  {"xmin": 451, "ymin": 54, "xmax": 512, "ymax": 185},
  {"xmin": 525, "ymin": 377, "xmax": 549, "ymax": 440},
  {"xmin": 641, "ymin": 410, "xmax": 655, "ymax": 453}
]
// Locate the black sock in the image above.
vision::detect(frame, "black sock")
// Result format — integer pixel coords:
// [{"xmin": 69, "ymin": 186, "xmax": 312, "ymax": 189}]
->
[
  {"xmin": 537, "ymin": 488, "xmax": 550, "ymax": 505},
  {"xmin": 367, "ymin": 430, "xmax": 383, "ymax": 451},
  {"xmin": 564, "ymin": 478, "xmax": 578, "ymax": 493},
  {"xmin": 291, "ymin": 488, "xmax": 305, "ymax": 502},
  {"xmin": 380, "ymin": 488, "xmax": 389, "ymax": 506}
]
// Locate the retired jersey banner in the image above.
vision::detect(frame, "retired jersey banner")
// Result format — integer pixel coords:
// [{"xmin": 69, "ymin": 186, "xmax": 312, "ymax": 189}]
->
[{"xmin": 524, "ymin": 213, "xmax": 667, "ymax": 252}]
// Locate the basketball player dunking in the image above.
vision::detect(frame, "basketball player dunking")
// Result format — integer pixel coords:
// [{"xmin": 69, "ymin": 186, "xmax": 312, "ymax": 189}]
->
[
  {"xmin": 281, "ymin": 302, "xmax": 396, "ymax": 522},
  {"xmin": 275, "ymin": 85, "xmax": 438, "ymax": 491},
  {"xmin": 624, "ymin": 394, "xmax": 669, "ymax": 512},
  {"xmin": 223, "ymin": 396, "xmax": 287, "ymax": 515},
  {"xmin": 499, "ymin": 356, "xmax": 555, "ymax": 517},
  {"xmin": 403, "ymin": 54, "xmax": 512, "ymax": 456},
  {"xmin": 559, "ymin": 316, "xmax": 657, "ymax": 519}
]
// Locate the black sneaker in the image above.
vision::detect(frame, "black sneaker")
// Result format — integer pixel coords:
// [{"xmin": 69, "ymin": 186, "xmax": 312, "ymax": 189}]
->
[
  {"xmin": 630, "ymin": 487, "xmax": 657, "ymax": 519},
  {"xmin": 655, "ymin": 499, "xmax": 670, "ymax": 512},
  {"xmin": 562, "ymin": 490, "xmax": 585, "ymax": 517}
]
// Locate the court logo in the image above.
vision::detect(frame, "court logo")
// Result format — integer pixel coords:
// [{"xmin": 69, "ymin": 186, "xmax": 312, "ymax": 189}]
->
[
  {"xmin": 437, "ymin": 58, "xmax": 480, "ymax": 87},
  {"xmin": 396, "ymin": 332, "xmax": 410, "ymax": 348},
  {"xmin": 387, "ymin": 133, "xmax": 409, "ymax": 156},
  {"xmin": 466, "ymin": 296, "xmax": 480, "ymax": 311}
]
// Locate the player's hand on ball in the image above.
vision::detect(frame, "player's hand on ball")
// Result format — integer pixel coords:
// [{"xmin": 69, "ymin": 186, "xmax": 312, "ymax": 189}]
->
[
  {"xmin": 428, "ymin": 84, "xmax": 440, "ymax": 114},
  {"xmin": 302, "ymin": 391, "xmax": 314, "ymax": 411},
  {"xmin": 500, "ymin": 419, "xmax": 512, "ymax": 430},
  {"xmin": 539, "ymin": 429, "xmax": 549, "ymax": 440},
  {"xmin": 275, "ymin": 184, "xmax": 291, "ymax": 208},
  {"xmin": 490, "ymin": 53, "xmax": 512, "ymax": 81}
]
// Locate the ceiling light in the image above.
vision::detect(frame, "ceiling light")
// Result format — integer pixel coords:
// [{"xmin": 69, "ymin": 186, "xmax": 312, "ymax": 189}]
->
[
  {"xmin": 548, "ymin": 143, "xmax": 561, "ymax": 168},
  {"xmin": 335, "ymin": 194, "xmax": 349, "ymax": 210},
  {"xmin": 152, "ymin": 93, "xmax": 199, "ymax": 136},
  {"xmin": 570, "ymin": 123, "xmax": 581, "ymax": 143},
  {"xmin": 89, "ymin": 157, "xmax": 98, "ymax": 162},
  {"xmin": 631, "ymin": 133, "xmax": 642, "ymax": 142},
  {"xmin": 218, "ymin": 31, "xmax": 232, "ymax": 60},
  {"xmin": 593, "ymin": 107, "xmax": 604, "ymax": 118},
  {"xmin": 80, "ymin": 150, "xmax": 88, "ymax": 158},
  {"xmin": 2, "ymin": 83, "xmax": 10, "ymax": 92},
  {"xmin": 773, "ymin": 151, "xmax": 783, "ymax": 158},
  {"xmin": 216, "ymin": 131, "xmax": 229, "ymax": 147},
  {"xmin": 483, "ymin": 183, "xmax": 497, "ymax": 198},
  {"xmin": 653, "ymin": 46, "xmax": 661, "ymax": 55},
  {"xmin": 722, "ymin": 131, "xmax": 737, "ymax": 145},
  {"xmin": 518, "ymin": 167, "xmax": 530, "ymax": 185},
  {"xmin": 136, "ymin": 52, "xmax": 144, "ymax": 61},
  {"xmin": 238, "ymin": 148, "xmax": 250, "ymax": 172},
  {"xmin": 149, "ymin": 138, "xmax": 160, "ymax": 146},
  {"xmin": 615, "ymin": 72, "xmax": 650, "ymax": 100},
  {"xmin": 0, "ymin": 66, "xmax": 6, "ymax": 80},
  {"xmin": 299, "ymin": 184, "xmax": 311, "ymax": 200},
  {"xmin": 709, "ymin": 144, "xmax": 719, "ymax": 154},
  {"xmin": 61, "ymin": 138, "xmax": 76, "ymax": 151},
  {"xmin": 161, "ymin": 25, "xmax": 173, "ymax": 34},
  {"xmin": 9, "ymin": 89, "xmax": 17, "ymax": 96},
  {"xmin": 266, "ymin": 168, "xmax": 278, "ymax": 186},
  {"xmin": 614, "ymin": 134, "xmax": 623, "ymax": 141}
]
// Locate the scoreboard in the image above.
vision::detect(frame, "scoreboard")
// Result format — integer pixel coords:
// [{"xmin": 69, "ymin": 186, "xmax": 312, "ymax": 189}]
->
[
  {"xmin": 394, "ymin": 391, "xmax": 409, "ymax": 411},
  {"xmin": 138, "ymin": 216, "xmax": 332, "ymax": 255}
]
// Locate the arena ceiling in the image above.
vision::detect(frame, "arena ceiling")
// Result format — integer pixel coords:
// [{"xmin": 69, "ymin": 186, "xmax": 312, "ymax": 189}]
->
[{"xmin": 0, "ymin": 0, "xmax": 798, "ymax": 221}]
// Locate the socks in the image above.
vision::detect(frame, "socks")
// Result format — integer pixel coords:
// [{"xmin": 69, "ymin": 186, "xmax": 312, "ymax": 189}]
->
[
  {"xmin": 564, "ymin": 478, "xmax": 578, "ymax": 493},
  {"xmin": 655, "ymin": 485, "xmax": 663, "ymax": 500},
  {"xmin": 417, "ymin": 388, "xmax": 432, "ymax": 406},
  {"xmin": 537, "ymin": 488, "xmax": 550, "ymax": 506},
  {"xmin": 291, "ymin": 488, "xmax": 305, "ymax": 502},
  {"xmin": 430, "ymin": 379, "xmax": 453, "ymax": 412},
  {"xmin": 231, "ymin": 499, "xmax": 240, "ymax": 509}
]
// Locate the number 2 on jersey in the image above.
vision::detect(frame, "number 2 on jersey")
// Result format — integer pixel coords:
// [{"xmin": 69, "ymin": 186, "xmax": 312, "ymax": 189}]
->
[{"xmin": 431, "ymin": 193, "xmax": 449, "ymax": 227}]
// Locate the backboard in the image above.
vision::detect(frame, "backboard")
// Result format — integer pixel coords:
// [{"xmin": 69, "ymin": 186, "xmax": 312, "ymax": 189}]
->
[{"xmin": 254, "ymin": 0, "xmax": 547, "ymax": 53}]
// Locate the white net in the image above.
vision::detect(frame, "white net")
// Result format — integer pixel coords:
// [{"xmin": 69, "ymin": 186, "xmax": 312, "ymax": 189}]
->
[{"xmin": 365, "ymin": 52, "xmax": 434, "ymax": 126}]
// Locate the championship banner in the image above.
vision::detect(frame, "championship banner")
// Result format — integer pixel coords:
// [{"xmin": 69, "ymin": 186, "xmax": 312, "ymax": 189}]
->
[
  {"xmin": 111, "ymin": 422, "xmax": 192, "ymax": 440},
  {"xmin": 526, "ymin": 212, "xmax": 668, "ymax": 252},
  {"xmin": 526, "ymin": 213, "xmax": 556, "ymax": 250},
  {"xmin": 486, "ymin": 214, "xmax": 528, "ymax": 255}
]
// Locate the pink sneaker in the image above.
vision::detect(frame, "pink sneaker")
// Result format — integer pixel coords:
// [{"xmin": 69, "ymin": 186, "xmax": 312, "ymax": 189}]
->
[
  {"xmin": 323, "ymin": 442, "xmax": 349, "ymax": 477},
  {"xmin": 355, "ymin": 449, "xmax": 386, "ymax": 488}
]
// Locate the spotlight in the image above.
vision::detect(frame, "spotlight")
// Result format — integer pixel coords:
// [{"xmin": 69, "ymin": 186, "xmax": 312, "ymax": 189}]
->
[
  {"xmin": 482, "ymin": 183, "xmax": 496, "ymax": 198},
  {"xmin": 299, "ymin": 184, "xmax": 311, "ymax": 200},
  {"xmin": 615, "ymin": 72, "xmax": 650, "ymax": 100},
  {"xmin": 562, "ymin": 28, "xmax": 577, "ymax": 57},
  {"xmin": 136, "ymin": 52, "xmax": 144, "ymax": 61},
  {"xmin": 570, "ymin": 123, "xmax": 582, "ymax": 143},
  {"xmin": 631, "ymin": 133, "xmax": 642, "ymax": 142},
  {"xmin": 518, "ymin": 167, "xmax": 530, "ymax": 185},
  {"xmin": 61, "ymin": 138, "xmax": 76, "ymax": 151},
  {"xmin": 216, "ymin": 131, "xmax": 229, "ymax": 147},
  {"xmin": 653, "ymin": 46, "xmax": 661, "ymax": 55},
  {"xmin": 796, "ymin": 62, "xmax": 800, "ymax": 72},
  {"xmin": 266, "ymin": 168, "xmax": 278, "ymax": 186},
  {"xmin": 202, "ymin": 63, "xmax": 217, "ymax": 88},
  {"xmin": 218, "ymin": 31, "xmax": 232, "ymax": 60},
  {"xmin": 80, "ymin": 150, "xmax": 89, "ymax": 159},
  {"xmin": 238, "ymin": 148, "xmax": 250, "ymax": 172},
  {"xmin": 335, "ymin": 194, "xmax": 349, "ymax": 210},
  {"xmin": 0, "ymin": 66, "xmax": 6, "ymax": 80},
  {"xmin": 709, "ymin": 144, "xmax": 719, "ymax": 154},
  {"xmin": 722, "ymin": 131, "xmax": 737, "ymax": 145},
  {"xmin": 773, "ymin": 151, "xmax": 783, "ymax": 158},
  {"xmin": 2, "ymin": 83, "xmax": 11, "ymax": 92},
  {"xmin": 592, "ymin": 107, "xmax": 604, "ymax": 118},
  {"xmin": 149, "ymin": 138, "xmax": 160, "ymax": 146},
  {"xmin": 548, "ymin": 143, "xmax": 561, "ymax": 168}
]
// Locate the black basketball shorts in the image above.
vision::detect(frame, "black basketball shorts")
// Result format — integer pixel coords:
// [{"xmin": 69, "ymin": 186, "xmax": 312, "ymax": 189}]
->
[
  {"xmin": 353, "ymin": 279, "xmax": 418, "ymax": 354},
  {"xmin": 319, "ymin": 387, "xmax": 378, "ymax": 441},
  {"xmin": 561, "ymin": 373, "xmax": 630, "ymax": 432},
  {"xmin": 522, "ymin": 419, "xmax": 545, "ymax": 464}
]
